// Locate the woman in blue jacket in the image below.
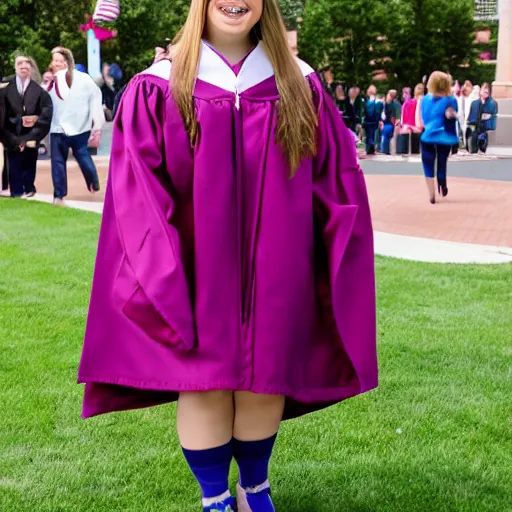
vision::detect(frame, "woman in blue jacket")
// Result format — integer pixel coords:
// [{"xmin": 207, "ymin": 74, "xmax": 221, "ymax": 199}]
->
[
  {"xmin": 466, "ymin": 83, "xmax": 498, "ymax": 154},
  {"xmin": 420, "ymin": 71, "xmax": 459, "ymax": 204}
]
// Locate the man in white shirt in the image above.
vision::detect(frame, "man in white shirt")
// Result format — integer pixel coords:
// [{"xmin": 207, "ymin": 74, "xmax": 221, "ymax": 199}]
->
[{"xmin": 47, "ymin": 47, "xmax": 105, "ymax": 206}]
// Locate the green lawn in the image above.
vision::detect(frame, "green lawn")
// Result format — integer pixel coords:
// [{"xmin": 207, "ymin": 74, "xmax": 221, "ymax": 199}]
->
[{"xmin": 0, "ymin": 199, "xmax": 511, "ymax": 512}]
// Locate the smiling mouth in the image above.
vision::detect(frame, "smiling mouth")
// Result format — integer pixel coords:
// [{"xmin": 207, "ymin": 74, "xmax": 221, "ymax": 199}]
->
[{"xmin": 219, "ymin": 5, "xmax": 249, "ymax": 17}]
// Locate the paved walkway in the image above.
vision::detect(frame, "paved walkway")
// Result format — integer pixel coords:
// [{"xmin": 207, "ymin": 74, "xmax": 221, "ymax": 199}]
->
[{"xmin": 17, "ymin": 153, "xmax": 512, "ymax": 264}]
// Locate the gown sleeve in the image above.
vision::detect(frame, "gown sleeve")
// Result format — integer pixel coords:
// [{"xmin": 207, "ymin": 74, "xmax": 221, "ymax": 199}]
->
[
  {"xmin": 312, "ymin": 81, "xmax": 378, "ymax": 392},
  {"xmin": 106, "ymin": 75, "xmax": 196, "ymax": 351}
]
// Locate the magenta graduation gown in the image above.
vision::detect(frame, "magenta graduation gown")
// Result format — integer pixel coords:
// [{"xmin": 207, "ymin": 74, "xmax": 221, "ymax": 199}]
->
[{"xmin": 78, "ymin": 41, "xmax": 377, "ymax": 419}]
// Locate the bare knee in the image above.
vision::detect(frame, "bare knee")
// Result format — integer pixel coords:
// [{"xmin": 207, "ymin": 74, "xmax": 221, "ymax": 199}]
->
[
  {"xmin": 177, "ymin": 391, "xmax": 234, "ymax": 449},
  {"xmin": 233, "ymin": 392, "xmax": 284, "ymax": 441}
]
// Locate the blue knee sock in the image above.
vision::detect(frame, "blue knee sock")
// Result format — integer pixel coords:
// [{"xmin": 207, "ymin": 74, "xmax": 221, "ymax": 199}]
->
[
  {"xmin": 182, "ymin": 441, "xmax": 232, "ymax": 499},
  {"xmin": 233, "ymin": 434, "xmax": 277, "ymax": 489}
]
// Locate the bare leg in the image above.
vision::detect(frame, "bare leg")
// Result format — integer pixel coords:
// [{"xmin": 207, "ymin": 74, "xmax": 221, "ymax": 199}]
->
[
  {"xmin": 425, "ymin": 177, "xmax": 436, "ymax": 204},
  {"xmin": 233, "ymin": 392, "xmax": 284, "ymax": 441},
  {"xmin": 177, "ymin": 390, "xmax": 234, "ymax": 450}
]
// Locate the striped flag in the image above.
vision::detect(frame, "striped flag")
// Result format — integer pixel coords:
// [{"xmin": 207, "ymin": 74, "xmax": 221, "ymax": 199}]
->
[{"xmin": 93, "ymin": 0, "xmax": 120, "ymax": 23}]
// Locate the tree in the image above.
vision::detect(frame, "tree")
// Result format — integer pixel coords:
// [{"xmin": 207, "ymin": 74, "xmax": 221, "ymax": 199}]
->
[
  {"xmin": 279, "ymin": 0, "xmax": 305, "ymax": 30},
  {"xmin": 299, "ymin": 0, "xmax": 394, "ymax": 88},
  {"xmin": 0, "ymin": 0, "xmax": 189, "ymax": 79},
  {"xmin": 388, "ymin": 0, "xmax": 475, "ymax": 88},
  {"xmin": 299, "ymin": 0, "xmax": 476, "ymax": 90},
  {"xmin": 100, "ymin": 0, "xmax": 189, "ymax": 78},
  {"xmin": 0, "ymin": 0, "xmax": 91, "ymax": 78}
]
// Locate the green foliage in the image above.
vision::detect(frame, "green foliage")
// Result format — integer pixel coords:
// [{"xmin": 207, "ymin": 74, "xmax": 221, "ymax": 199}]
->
[
  {"xmin": 0, "ymin": 0, "xmax": 189, "ymax": 80},
  {"xmin": 279, "ymin": 0, "xmax": 305, "ymax": 30},
  {"xmin": 299, "ymin": 0, "xmax": 477, "ymax": 90},
  {"xmin": 0, "ymin": 0, "xmax": 90, "ymax": 78},
  {"xmin": 454, "ymin": 62, "xmax": 497, "ymax": 87},
  {"xmin": 1, "ymin": 0, "xmax": 479, "ymax": 86},
  {"xmin": 100, "ymin": 0, "xmax": 190, "ymax": 78}
]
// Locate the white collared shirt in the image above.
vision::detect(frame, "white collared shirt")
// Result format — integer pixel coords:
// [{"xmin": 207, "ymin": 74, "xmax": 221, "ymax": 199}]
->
[
  {"xmin": 48, "ymin": 69, "xmax": 105, "ymax": 136},
  {"xmin": 16, "ymin": 76, "xmax": 30, "ymax": 96}
]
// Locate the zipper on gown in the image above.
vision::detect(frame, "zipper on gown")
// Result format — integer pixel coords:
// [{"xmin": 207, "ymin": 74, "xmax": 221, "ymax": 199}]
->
[{"xmin": 233, "ymin": 88, "xmax": 256, "ymax": 328}]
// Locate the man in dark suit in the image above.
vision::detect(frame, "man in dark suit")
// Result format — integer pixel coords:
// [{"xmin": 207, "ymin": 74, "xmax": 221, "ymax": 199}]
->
[{"xmin": 0, "ymin": 56, "xmax": 53, "ymax": 197}]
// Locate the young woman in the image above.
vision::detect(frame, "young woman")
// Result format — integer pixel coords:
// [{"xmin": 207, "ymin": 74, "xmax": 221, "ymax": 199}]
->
[
  {"xmin": 78, "ymin": 0, "xmax": 377, "ymax": 510},
  {"xmin": 466, "ymin": 82, "xmax": 498, "ymax": 154},
  {"xmin": 420, "ymin": 71, "xmax": 459, "ymax": 204},
  {"xmin": 46, "ymin": 47, "xmax": 104, "ymax": 205}
]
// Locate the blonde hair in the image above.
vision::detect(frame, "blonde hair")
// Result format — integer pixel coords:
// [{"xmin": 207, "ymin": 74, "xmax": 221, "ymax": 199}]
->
[
  {"xmin": 171, "ymin": 0, "xmax": 317, "ymax": 176},
  {"xmin": 427, "ymin": 71, "xmax": 453, "ymax": 97},
  {"xmin": 28, "ymin": 57, "xmax": 41, "ymax": 84},
  {"xmin": 414, "ymin": 83, "xmax": 425, "ymax": 99},
  {"xmin": 14, "ymin": 54, "xmax": 41, "ymax": 83}
]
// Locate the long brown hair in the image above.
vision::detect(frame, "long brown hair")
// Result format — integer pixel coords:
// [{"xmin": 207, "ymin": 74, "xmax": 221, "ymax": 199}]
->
[
  {"xmin": 171, "ymin": 0, "xmax": 317, "ymax": 175},
  {"xmin": 51, "ymin": 47, "xmax": 75, "ymax": 88}
]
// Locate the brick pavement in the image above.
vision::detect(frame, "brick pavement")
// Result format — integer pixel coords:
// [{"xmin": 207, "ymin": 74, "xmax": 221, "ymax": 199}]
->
[
  {"xmin": 32, "ymin": 157, "xmax": 512, "ymax": 248},
  {"xmin": 365, "ymin": 174, "xmax": 512, "ymax": 247}
]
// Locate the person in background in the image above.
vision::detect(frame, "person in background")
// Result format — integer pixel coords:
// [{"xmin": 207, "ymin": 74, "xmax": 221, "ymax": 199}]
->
[
  {"xmin": 388, "ymin": 89, "xmax": 402, "ymax": 124},
  {"xmin": 402, "ymin": 87, "xmax": 412, "ymax": 104},
  {"xmin": 343, "ymin": 86, "xmax": 363, "ymax": 135},
  {"xmin": 39, "ymin": 70, "xmax": 55, "ymax": 159},
  {"xmin": 46, "ymin": 46, "xmax": 104, "ymax": 206},
  {"xmin": 420, "ymin": 71, "xmax": 458, "ymax": 204},
  {"xmin": 363, "ymin": 84, "xmax": 382, "ymax": 155},
  {"xmin": 335, "ymin": 83, "xmax": 347, "ymax": 119},
  {"xmin": 0, "ymin": 55, "xmax": 52, "ymax": 198},
  {"xmin": 379, "ymin": 91, "xmax": 399, "ymax": 155},
  {"xmin": 397, "ymin": 83, "xmax": 424, "ymax": 155},
  {"xmin": 112, "ymin": 45, "xmax": 171, "ymax": 119},
  {"xmin": 452, "ymin": 80, "xmax": 461, "ymax": 97},
  {"xmin": 466, "ymin": 82, "xmax": 498, "ymax": 154},
  {"xmin": 0, "ymin": 77, "xmax": 8, "ymax": 194},
  {"xmin": 100, "ymin": 62, "xmax": 123, "ymax": 122},
  {"xmin": 319, "ymin": 66, "xmax": 336, "ymax": 100},
  {"xmin": 457, "ymin": 80, "xmax": 476, "ymax": 147}
]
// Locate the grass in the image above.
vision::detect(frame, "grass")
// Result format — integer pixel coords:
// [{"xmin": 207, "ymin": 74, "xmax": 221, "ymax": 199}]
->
[{"xmin": 0, "ymin": 198, "xmax": 511, "ymax": 512}]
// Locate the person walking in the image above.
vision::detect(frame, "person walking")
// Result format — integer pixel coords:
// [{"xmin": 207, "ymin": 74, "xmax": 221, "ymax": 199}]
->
[
  {"xmin": 466, "ymin": 82, "xmax": 498, "ymax": 154},
  {"xmin": 0, "ymin": 55, "xmax": 52, "ymax": 197},
  {"xmin": 78, "ymin": 0, "xmax": 377, "ymax": 510},
  {"xmin": 420, "ymin": 71, "xmax": 459, "ymax": 204},
  {"xmin": 46, "ymin": 47, "xmax": 104, "ymax": 206}
]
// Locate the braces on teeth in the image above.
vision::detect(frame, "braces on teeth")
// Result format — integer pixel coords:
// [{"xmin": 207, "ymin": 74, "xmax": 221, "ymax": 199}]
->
[{"xmin": 221, "ymin": 6, "xmax": 248, "ymax": 13}]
